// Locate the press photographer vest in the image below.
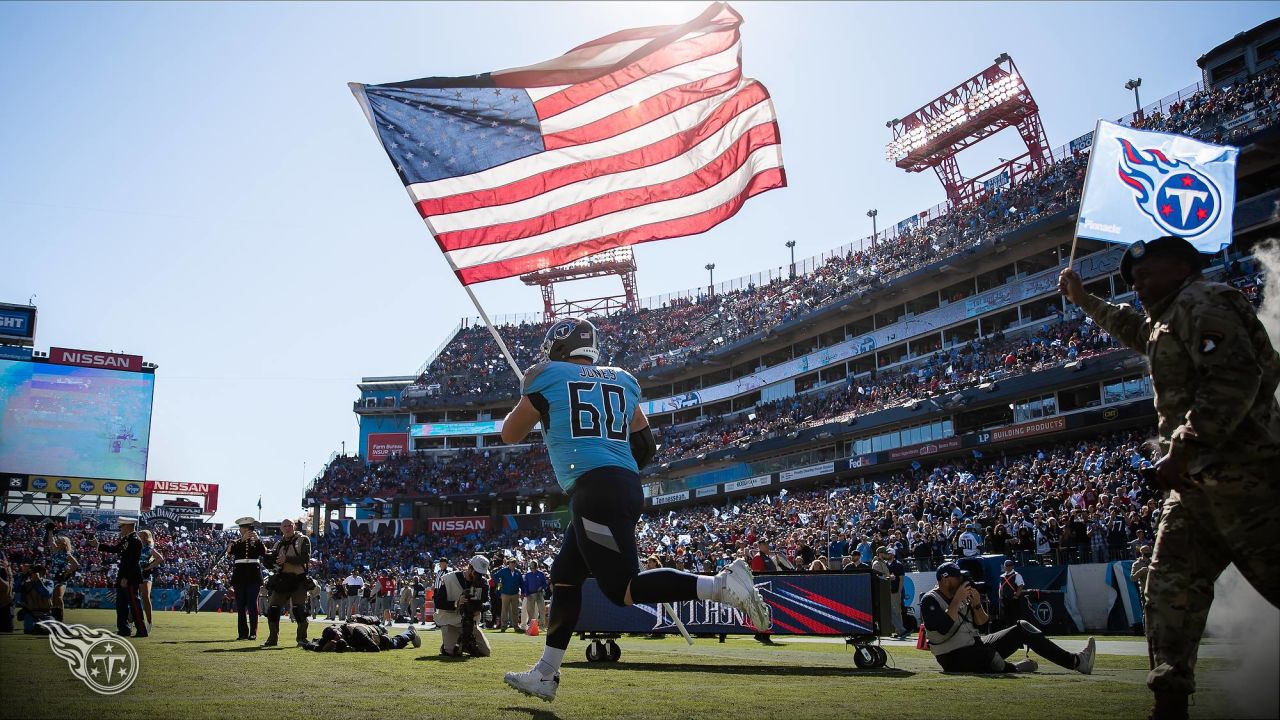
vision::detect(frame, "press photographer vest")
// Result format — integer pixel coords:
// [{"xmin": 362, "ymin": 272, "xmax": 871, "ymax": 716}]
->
[
  {"xmin": 923, "ymin": 588, "xmax": 981, "ymax": 657},
  {"xmin": 434, "ymin": 570, "xmax": 485, "ymax": 628}
]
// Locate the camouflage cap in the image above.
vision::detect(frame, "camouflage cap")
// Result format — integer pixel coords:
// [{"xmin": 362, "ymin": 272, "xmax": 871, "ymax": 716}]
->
[{"xmin": 1119, "ymin": 235, "xmax": 1206, "ymax": 285}]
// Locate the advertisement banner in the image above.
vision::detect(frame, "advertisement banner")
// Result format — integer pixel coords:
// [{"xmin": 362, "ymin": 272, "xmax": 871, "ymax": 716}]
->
[
  {"xmin": 651, "ymin": 490, "xmax": 690, "ymax": 506},
  {"xmin": 0, "ymin": 303, "xmax": 37, "ymax": 345},
  {"xmin": 366, "ymin": 432, "xmax": 410, "ymax": 462},
  {"xmin": 27, "ymin": 476, "xmax": 146, "ymax": 498},
  {"xmin": 848, "ymin": 454, "xmax": 877, "ymax": 469},
  {"xmin": 68, "ymin": 508, "xmax": 140, "ymax": 530},
  {"xmin": 576, "ymin": 573, "xmax": 874, "ymax": 636},
  {"xmin": 141, "ymin": 481, "xmax": 219, "ymax": 514},
  {"xmin": 723, "ymin": 475, "xmax": 772, "ymax": 493},
  {"xmin": 427, "ymin": 516, "xmax": 490, "ymax": 534},
  {"xmin": 409, "ymin": 420, "xmax": 504, "ymax": 438},
  {"xmin": 885, "ymin": 436, "xmax": 962, "ymax": 462},
  {"xmin": 0, "ymin": 345, "xmax": 33, "ymax": 361},
  {"xmin": 1070, "ymin": 131, "xmax": 1094, "ymax": 154},
  {"xmin": 48, "ymin": 347, "xmax": 143, "ymax": 373},
  {"xmin": 989, "ymin": 416, "xmax": 1067, "ymax": 443},
  {"xmin": 4, "ymin": 474, "xmax": 29, "ymax": 492},
  {"xmin": 694, "ymin": 485, "xmax": 719, "ymax": 498},
  {"xmin": 642, "ymin": 246, "xmax": 1127, "ymax": 415},
  {"xmin": 503, "ymin": 511, "xmax": 569, "ymax": 533},
  {"xmin": 779, "ymin": 462, "xmax": 835, "ymax": 483}
]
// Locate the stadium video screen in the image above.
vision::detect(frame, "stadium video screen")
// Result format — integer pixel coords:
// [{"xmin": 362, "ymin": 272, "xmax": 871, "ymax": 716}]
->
[{"xmin": 0, "ymin": 358, "xmax": 155, "ymax": 481}]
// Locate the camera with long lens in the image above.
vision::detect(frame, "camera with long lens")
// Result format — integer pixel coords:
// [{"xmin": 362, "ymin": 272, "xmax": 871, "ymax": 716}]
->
[{"xmin": 456, "ymin": 598, "xmax": 482, "ymax": 656}]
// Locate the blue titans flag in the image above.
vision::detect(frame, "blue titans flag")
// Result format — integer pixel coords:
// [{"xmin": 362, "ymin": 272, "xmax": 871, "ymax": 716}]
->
[{"xmin": 1076, "ymin": 120, "xmax": 1238, "ymax": 253}]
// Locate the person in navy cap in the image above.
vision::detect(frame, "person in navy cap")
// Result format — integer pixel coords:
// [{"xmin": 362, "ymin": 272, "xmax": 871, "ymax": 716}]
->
[
  {"xmin": 919, "ymin": 562, "xmax": 1093, "ymax": 674},
  {"xmin": 95, "ymin": 516, "xmax": 147, "ymax": 637}
]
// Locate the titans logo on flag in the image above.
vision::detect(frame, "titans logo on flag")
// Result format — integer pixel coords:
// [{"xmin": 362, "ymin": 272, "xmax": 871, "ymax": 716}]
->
[{"xmin": 1116, "ymin": 138, "xmax": 1222, "ymax": 238}]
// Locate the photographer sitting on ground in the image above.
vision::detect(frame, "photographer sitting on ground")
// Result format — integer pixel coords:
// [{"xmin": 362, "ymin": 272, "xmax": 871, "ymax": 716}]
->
[
  {"xmin": 434, "ymin": 555, "xmax": 492, "ymax": 657},
  {"xmin": 921, "ymin": 562, "xmax": 1095, "ymax": 674},
  {"xmin": 302, "ymin": 615, "xmax": 421, "ymax": 653},
  {"xmin": 17, "ymin": 564, "xmax": 55, "ymax": 635}
]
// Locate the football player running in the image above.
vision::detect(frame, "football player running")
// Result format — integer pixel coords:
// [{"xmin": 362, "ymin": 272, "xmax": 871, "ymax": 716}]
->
[{"xmin": 502, "ymin": 318, "xmax": 771, "ymax": 702}]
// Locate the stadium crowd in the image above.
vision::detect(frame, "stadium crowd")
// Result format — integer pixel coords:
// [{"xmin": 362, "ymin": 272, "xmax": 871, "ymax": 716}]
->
[
  {"xmin": 400, "ymin": 65, "xmax": 1278, "ymax": 403},
  {"xmin": 302, "ymin": 429, "xmax": 1160, "ymax": 604},
  {"xmin": 0, "ymin": 517, "xmax": 237, "ymax": 591},
  {"xmin": 306, "ymin": 446, "xmax": 558, "ymax": 503}
]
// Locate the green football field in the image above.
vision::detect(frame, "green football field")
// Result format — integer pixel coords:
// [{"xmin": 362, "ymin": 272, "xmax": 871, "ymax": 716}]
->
[{"xmin": 0, "ymin": 610, "xmax": 1243, "ymax": 719}]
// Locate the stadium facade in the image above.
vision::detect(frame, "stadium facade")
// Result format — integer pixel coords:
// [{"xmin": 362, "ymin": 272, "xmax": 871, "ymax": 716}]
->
[{"xmin": 309, "ymin": 30, "xmax": 1280, "ymax": 531}]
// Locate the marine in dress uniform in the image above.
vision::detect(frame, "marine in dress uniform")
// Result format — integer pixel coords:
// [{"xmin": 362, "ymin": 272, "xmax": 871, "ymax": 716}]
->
[
  {"xmin": 1060, "ymin": 236, "xmax": 1280, "ymax": 719},
  {"xmin": 96, "ymin": 517, "xmax": 147, "ymax": 637},
  {"xmin": 224, "ymin": 516, "xmax": 267, "ymax": 640}
]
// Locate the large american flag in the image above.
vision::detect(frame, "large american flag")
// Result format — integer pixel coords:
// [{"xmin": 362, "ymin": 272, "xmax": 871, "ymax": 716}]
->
[{"xmin": 350, "ymin": 2, "xmax": 785, "ymax": 285}]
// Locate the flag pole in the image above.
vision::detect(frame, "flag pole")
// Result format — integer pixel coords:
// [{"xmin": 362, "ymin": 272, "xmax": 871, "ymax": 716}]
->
[
  {"xmin": 1068, "ymin": 120, "xmax": 1105, "ymax": 268},
  {"xmin": 462, "ymin": 284, "xmax": 525, "ymax": 381}
]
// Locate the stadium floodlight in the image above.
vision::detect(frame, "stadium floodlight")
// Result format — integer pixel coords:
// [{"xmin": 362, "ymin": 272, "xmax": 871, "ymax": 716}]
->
[
  {"xmin": 1125, "ymin": 78, "xmax": 1142, "ymax": 113},
  {"xmin": 884, "ymin": 54, "xmax": 1050, "ymax": 207}
]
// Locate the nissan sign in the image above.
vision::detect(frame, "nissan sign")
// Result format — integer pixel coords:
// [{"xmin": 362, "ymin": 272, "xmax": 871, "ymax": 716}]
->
[
  {"xmin": 428, "ymin": 517, "xmax": 491, "ymax": 534},
  {"xmin": 48, "ymin": 347, "xmax": 143, "ymax": 372}
]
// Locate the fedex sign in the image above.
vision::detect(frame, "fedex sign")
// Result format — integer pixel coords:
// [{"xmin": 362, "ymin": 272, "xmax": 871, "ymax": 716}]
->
[
  {"xmin": 49, "ymin": 347, "xmax": 143, "ymax": 372},
  {"xmin": 366, "ymin": 433, "xmax": 409, "ymax": 462}
]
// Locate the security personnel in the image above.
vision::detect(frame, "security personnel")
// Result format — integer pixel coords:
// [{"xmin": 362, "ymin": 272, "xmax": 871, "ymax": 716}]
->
[
  {"xmin": 96, "ymin": 516, "xmax": 148, "ymax": 637},
  {"xmin": 261, "ymin": 518, "xmax": 313, "ymax": 647},
  {"xmin": 434, "ymin": 555, "xmax": 491, "ymax": 657},
  {"xmin": 1060, "ymin": 236, "xmax": 1280, "ymax": 719},
  {"xmin": 223, "ymin": 516, "xmax": 267, "ymax": 640}
]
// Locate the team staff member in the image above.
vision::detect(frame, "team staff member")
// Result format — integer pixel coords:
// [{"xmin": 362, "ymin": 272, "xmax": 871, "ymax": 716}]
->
[
  {"xmin": 435, "ymin": 555, "xmax": 492, "ymax": 657},
  {"xmin": 96, "ymin": 516, "xmax": 148, "ymax": 638},
  {"xmin": 997, "ymin": 560, "xmax": 1026, "ymax": 630},
  {"xmin": 1060, "ymin": 237, "xmax": 1280, "ymax": 719},
  {"xmin": 502, "ymin": 319, "xmax": 770, "ymax": 701},
  {"xmin": 224, "ymin": 517, "xmax": 267, "ymax": 640},
  {"xmin": 922, "ymin": 563, "xmax": 1094, "ymax": 674},
  {"xmin": 262, "ymin": 518, "xmax": 312, "ymax": 647}
]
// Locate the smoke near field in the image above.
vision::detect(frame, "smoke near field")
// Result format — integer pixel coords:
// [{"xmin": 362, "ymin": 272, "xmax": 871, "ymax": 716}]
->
[{"xmin": 1201, "ymin": 239, "xmax": 1279, "ymax": 719}]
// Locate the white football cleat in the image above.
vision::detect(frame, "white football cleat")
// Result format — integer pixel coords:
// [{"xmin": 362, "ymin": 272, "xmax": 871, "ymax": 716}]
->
[
  {"xmin": 504, "ymin": 668, "xmax": 559, "ymax": 702},
  {"xmin": 1076, "ymin": 636, "xmax": 1096, "ymax": 675},
  {"xmin": 716, "ymin": 559, "xmax": 772, "ymax": 631}
]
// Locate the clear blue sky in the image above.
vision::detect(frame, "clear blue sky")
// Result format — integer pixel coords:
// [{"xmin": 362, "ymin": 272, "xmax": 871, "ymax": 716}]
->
[{"xmin": 2, "ymin": 2, "xmax": 1274, "ymax": 524}]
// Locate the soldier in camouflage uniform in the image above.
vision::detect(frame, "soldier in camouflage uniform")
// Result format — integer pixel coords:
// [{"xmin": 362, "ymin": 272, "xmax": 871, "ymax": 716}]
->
[
  {"xmin": 261, "ymin": 519, "xmax": 313, "ymax": 648},
  {"xmin": 1060, "ymin": 236, "xmax": 1280, "ymax": 720}
]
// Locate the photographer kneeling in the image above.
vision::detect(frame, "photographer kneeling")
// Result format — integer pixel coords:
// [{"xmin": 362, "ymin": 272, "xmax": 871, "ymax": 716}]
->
[
  {"xmin": 17, "ymin": 564, "xmax": 55, "ymax": 635},
  {"xmin": 921, "ymin": 563, "xmax": 1095, "ymax": 674},
  {"xmin": 434, "ymin": 555, "xmax": 492, "ymax": 658}
]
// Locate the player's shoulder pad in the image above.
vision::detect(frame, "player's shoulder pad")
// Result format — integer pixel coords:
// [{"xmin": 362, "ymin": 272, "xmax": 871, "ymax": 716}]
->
[{"xmin": 522, "ymin": 361, "xmax": 552, "ymax": 393}]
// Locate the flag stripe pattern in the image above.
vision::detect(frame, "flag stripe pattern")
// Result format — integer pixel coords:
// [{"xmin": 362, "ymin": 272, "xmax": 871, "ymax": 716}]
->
[{"xmin": 351, "ymin": 2, "xmax": 784, "ymax": 285}]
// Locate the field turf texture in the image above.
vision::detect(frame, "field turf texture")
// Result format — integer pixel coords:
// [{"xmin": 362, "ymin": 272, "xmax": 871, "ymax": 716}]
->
[{"xmin": 0, "ymin": 609, "xmax": 1240, "ymax": 719}]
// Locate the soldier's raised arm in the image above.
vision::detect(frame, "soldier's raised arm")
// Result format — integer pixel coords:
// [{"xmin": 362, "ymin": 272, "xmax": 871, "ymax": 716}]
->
[{"xmin": 1060, "ymin": 268, "xmax": 1150, "ymax": 351}]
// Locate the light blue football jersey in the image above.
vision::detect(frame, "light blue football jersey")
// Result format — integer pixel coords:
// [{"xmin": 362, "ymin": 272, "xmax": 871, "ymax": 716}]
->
[{"xmin": 523, "ymin": 361, "xmax": 641, "ymax": 492}]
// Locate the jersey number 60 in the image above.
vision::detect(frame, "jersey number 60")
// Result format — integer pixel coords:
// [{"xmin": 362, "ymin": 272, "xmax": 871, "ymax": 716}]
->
[{"xmin": 568, "ymin": 381, "xmax": 628, "ymax": 441}]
